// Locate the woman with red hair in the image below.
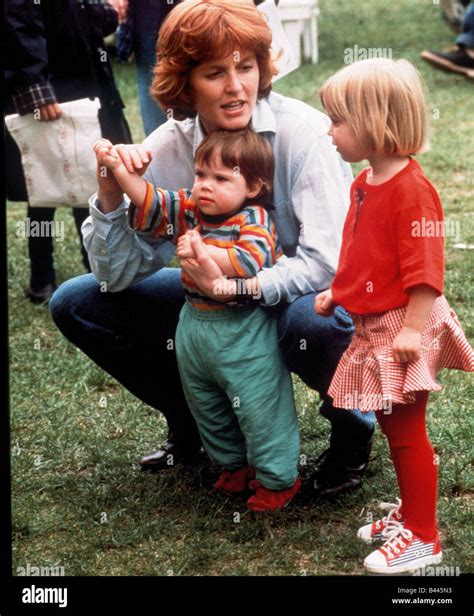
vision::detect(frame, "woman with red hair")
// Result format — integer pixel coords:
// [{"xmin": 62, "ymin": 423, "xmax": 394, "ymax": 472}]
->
[{"xmin": 51, "ymin": 0, "xmax": 375, "ymax": 499}]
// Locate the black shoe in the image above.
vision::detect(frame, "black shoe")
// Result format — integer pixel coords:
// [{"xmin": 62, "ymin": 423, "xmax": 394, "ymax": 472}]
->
[
  {"xmin": 421, "ymin": 46, "xmax": 474, "ymax": 78},
  {"xmin": 140, "ymin": 440, "xmax": 202, "ymax": 471},
  {"xmin": 27, "ymin": 281, "xmax": 57, "ymax": 304},
  {"xmin": 311, "ymin": 440, "xmax": 372, "ymax": 498}
]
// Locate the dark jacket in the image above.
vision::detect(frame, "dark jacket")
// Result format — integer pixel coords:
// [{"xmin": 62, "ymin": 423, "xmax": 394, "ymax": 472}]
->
[
  {"xmin": 131, "ymin": 0, "xmax": 178, "ymax": 36},
  {"xmin": 116, "ymin": 0, "xmax": 181, "ymax": 63},
  {"xmin": 5, "ymin": 0, "xmax": 132, "ymax": 201}
]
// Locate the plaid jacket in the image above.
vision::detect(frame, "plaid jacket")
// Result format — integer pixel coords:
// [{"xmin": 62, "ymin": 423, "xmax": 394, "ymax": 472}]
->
[
  {"xmin": 5, "ymin": 0, "xmax": 131, "ymax": 202},
  {"xmin": 5, "ymin": 0, "xmax": 119, "ymax": 115}
]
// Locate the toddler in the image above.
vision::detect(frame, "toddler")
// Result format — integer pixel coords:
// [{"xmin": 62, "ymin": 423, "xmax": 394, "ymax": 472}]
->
[{"xmin": 94, "ymin": 128, "xmax": 301, "ymax": 511}]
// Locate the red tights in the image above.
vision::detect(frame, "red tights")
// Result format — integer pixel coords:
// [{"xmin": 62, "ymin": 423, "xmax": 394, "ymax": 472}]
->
[{"xmin": 376, "ymin": 392, "xmax": 438, "ymax": 542}]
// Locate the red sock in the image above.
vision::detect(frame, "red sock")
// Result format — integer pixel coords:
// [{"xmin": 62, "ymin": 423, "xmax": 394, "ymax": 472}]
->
[{"xmin": 377, "ymin": 392, "xmax": 438, "ymax": 542}]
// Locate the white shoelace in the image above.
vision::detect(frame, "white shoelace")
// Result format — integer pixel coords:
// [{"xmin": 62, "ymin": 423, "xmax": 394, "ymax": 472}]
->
[
  {"xmin": 381, "ymin": 524, "xmax": 414, "ymax": 557},
  {"xmin": 379, "ymin": 498, "xmax": 402, "ymax": 515},
  {"xmin": 378, "ymin": 498, "xmax": 403, "ymax": 539}
]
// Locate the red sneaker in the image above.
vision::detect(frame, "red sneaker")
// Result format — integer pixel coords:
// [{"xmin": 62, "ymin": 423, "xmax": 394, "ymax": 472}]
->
[
  {"xmin": 364, "ymin": 526, "xmax": 443, "ymax": 574},
  {"xmin": 247, "ymin": 478, "xmax": 301, "ymax": 512},
  {"xmin": 213, "ymin": 466, "xmax": 255, "ymax": 493},
  {"xmin": 357, "ymin": 499, "xmax": 404, "ymax": 544}
]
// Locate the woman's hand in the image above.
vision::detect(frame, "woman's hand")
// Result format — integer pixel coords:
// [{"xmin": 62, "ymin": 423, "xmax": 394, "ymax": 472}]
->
[
  {"xmin": 94, "ymin": 138, "xmax": 123, "ymax": 171},
  {"xmin": 95, "ymin": 141, "xmax": 152, "ymax": 212},
  {"xmin": 315, "ymin": 289, "xmax": 336, "ymax": 317},
  {"xmin": 392, "ymin": 326, "xmax": 422, "ymax": 363},
  {"xmin": 38, "ymin": 102, "xmax": 62, "ymax": 121},
  {"xmin": 180, "ymin": 231, "xmax": 228, "ymax": 300},
  {"xmin": 177, "ymin": 231, "xmax": 195, "ymax": 259}
]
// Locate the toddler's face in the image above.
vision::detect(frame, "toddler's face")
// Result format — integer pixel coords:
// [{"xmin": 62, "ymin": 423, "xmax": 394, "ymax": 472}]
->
[
  {"xmin": 192, "ymin": 153, "xmax": 260, "ymax": 217},
  {"xmin": 327, "ymin": 117, "xmax": 368, "ymax": 163}
]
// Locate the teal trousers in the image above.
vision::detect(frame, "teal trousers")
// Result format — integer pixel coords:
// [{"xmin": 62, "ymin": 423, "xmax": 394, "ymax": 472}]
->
[{"xmin": 175, "ymin": 302, "xmax": 300, "ymax": 490}]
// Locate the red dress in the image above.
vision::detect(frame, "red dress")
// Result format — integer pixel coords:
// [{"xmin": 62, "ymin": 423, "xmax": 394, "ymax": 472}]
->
[{"xmin": 328, "ymin": 159, "xmax": 474, "ymax": 411}]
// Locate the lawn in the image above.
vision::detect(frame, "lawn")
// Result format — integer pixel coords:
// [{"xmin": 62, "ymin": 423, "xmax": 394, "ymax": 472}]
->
[{"xmin": 7, "ymin": 0, "xmax": 473, "ymax": 577}]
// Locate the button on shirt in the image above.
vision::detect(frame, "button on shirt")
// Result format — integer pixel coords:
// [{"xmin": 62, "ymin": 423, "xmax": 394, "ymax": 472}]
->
[
  {"xmin": 331, "ymin": 159, "xmax": 445, "ymax": 315},
  {"xmin": 83, "ymin": 91, "xmax": 352, "ymax": 305}
]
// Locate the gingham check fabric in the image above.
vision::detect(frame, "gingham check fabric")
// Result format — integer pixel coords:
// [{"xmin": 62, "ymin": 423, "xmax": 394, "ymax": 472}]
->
[{"xmin": 329, "ymin": 295, "xmax": 474, "ymax": 411}]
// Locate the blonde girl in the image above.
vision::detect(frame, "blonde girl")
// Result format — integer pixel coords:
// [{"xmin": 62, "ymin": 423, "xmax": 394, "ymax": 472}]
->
[{"xmin": 316, "ymin": 58, "xmax": 473, "ymax": 574}]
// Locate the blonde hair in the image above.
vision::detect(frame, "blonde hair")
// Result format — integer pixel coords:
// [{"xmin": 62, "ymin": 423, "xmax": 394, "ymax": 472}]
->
[
  {"xmin": 319, "ymin": 58, "xmax": 428, "ymax": 155},
  {"xmin": 151, "ymin": 0, "xmax": 279, "ymax": 120}
]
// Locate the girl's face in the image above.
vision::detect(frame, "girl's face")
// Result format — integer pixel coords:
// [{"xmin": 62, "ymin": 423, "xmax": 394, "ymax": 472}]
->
[
  {"xmin": 327, "ymin": 118, "xmax": 369, "ymax": 163},
  {"xmin": 188, "ymin": 49, "xmax": 260, "ymax": 134},
  {"xmin": 192, "ymin": 153, "xmax": 261, "ymax": 217}
]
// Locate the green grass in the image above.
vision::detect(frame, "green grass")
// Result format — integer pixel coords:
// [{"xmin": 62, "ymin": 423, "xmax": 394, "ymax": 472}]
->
[{"xmin": 8, "ymin": 0, "xmax": 473, "ymax": 576}]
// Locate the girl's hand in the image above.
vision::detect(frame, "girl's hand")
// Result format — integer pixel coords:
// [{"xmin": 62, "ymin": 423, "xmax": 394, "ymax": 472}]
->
[
  {"xmin": 315, "ymin": 289, "xmax": 336, "ymax": 317},
  {"xmin": 177, "ymin": 231, "xmax": 195, "ymax": 259},
  {"xmin": 392, "ymin": 326, "xmax": 422, "ymax": 363}
]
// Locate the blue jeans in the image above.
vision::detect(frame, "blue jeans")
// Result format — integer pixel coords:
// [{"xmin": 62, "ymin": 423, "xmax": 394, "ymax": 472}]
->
[
  {"xmin": 135, "ymin": 33, "xmax": 168, "ymax": 136},
  {"xmin": 50, "ymin": 269, "xmax": 375, "ymax": 458},
  {"xmin": 274, "ymin": 295, "xmax": 375, "ymax": 459},
  {"xmin": 457, "ymin": 2, "xmax": 474, "ymax": 48}
]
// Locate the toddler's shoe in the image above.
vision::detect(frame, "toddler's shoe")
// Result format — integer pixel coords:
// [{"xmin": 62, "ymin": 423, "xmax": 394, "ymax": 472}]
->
[
  {"xmin": 213, "ymin": 466, "xmax": 255, "ymax": 493},
  {"xmin": 357, "ymin": 498, "xmax": 404, "ymax": 544},
  {"xmin": 246, "ymin": 478, "xmax": 301, "ymax": 512},
  {"xmin": 364, "ymin": 524, "xmax": 442, "ymax": 574}
]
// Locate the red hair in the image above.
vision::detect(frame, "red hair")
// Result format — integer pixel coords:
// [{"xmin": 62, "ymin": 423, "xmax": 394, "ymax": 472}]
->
[{"xmin": 151, "ymin": 0, "xmax": 278, "ymax": 120}]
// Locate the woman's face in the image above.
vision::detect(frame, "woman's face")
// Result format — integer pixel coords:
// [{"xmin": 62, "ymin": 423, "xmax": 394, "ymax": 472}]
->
[{"xmin": 188, "ymin": 49, "xmax": 260, "ymax": 133}]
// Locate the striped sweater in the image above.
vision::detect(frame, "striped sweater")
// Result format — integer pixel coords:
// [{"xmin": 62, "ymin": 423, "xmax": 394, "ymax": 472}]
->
[{"xmin": 128, "ymin": 181, "xmax": 282, "ymax": 310}]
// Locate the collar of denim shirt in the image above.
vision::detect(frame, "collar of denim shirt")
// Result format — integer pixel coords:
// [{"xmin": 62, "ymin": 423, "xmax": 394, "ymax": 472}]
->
[{"xmin": 192, "ymin": 96, "xmax": 278, "ymax": 157}]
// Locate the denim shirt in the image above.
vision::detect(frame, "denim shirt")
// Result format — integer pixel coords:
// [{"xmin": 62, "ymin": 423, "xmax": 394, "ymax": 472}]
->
[{"xmin": 83, "ymin": 91, "xmax": 353, "ymax": 305}]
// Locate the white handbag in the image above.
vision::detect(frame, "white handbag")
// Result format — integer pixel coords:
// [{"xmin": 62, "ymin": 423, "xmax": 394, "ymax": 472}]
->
[{"xmin": 5, "ymin": 97, "xmax": 102, "ymax": 208}]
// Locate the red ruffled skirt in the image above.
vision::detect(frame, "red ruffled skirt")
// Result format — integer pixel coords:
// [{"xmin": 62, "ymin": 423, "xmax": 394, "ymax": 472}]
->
[{"xmin": 328, "ymin": 295, "xmax": 474, "ymax": 411}]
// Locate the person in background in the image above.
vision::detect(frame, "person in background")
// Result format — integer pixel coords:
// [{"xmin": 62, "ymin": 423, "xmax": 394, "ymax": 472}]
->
[
  {"xmin": 421, "ymin": 1, "xmax": 474, "ymax": 77},
  {"xmin": 5, "ymin": 0, "xmax": 132, "ymax": 303},
  {"xmin": 114, "ymin": 0, "xmax": 182, "ymax": 136}
]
